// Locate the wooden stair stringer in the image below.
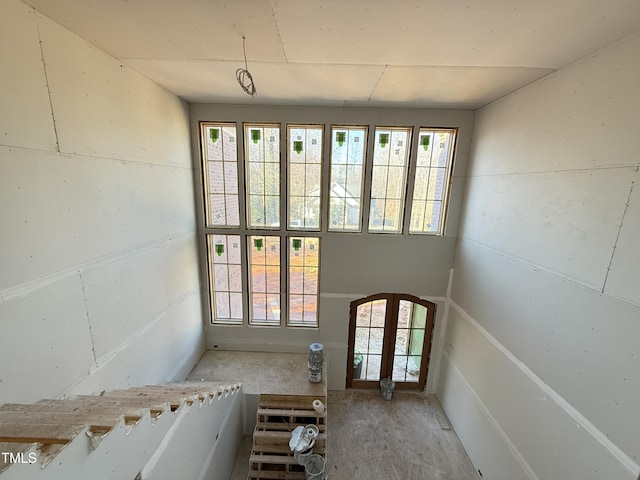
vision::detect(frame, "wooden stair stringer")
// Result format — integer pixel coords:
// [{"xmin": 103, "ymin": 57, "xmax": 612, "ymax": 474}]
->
[{"xmin": 0, "ymin": 382, "xmax": 242, "ymax": 479}]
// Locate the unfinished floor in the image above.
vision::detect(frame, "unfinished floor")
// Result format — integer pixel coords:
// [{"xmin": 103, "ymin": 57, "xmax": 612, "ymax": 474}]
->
[
  {"xmin": 189, "ymin": 351, "xmax": 478, "ymax": 480},
  {"xmin": 231, "ymin": 390, "xmax": 477, "ymax": 479}
]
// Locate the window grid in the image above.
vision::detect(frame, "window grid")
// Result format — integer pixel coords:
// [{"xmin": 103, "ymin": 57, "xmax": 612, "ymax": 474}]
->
[
  {"xmin": 208, "ymin": 234, "xmax": 243, "ymax": 324},
  {"xmin": 288, "ymin": 237, "xmax": 320, "ymax": 327},
  {"xmin": 329, "ymin": 126, "xmax": 367, "ymax": 231},
  {"xmin": 288, "ymin": 126, "xmax": 323, "ymax": 230},
  {"xmin": 410, "ymin": 129, "xmax": 456, "ymax": 234},
  {"xmin": 200, "ymin": 121, "xmax": 457, "ymax": 328},
  {"xmin": 248, "ymin": 235, "xmax": 281, "ymax": 326},
  {"xmin": 369, "ymin": 128, "xmax": 412, "ymax": 233},
  {"xmin": 202, "ymin": 123, "xmax": 240, "ymax": 227},
  {"xmin": 245, "ymin": 124, "xmax": 280, "ymax": 229}
]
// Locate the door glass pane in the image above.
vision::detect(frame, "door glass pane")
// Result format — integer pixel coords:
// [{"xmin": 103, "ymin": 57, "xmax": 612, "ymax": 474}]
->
[
  {"xmin": 354, "ymin": 299, "xmax": 387, "ymax": 382},
  {"xmin": 392, "ymin": 354, "xmax": 409, "ymax": 382},
  {"xmin": 364, "ymin": 354, "xmax": 382, "ymax": 381},
  {"xmin": 393, "ymin": 300, "xmax": 426, "ymax": 383}
]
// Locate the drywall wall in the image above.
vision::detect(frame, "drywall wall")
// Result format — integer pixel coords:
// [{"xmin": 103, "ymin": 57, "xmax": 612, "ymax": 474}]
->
[
  {"xmin": 440, "ymin": 31, "xmax": 640, "ymax": 479},
  {"xmin": 189, "ymin": 103, "xmax": 474, "ymax": 390},
  {"xmin": 140, "ymin": 386, "xmax": 243, "ymax": 480},
  {"xmin": 0, "ymin": 0, "xmax": 204, "ymax": 404}
]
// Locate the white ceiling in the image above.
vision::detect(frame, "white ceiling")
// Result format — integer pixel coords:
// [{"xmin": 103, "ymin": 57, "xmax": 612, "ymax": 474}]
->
[{"xmin": 24, "ymin": 0, "xmax": 640, "ymax": 109}]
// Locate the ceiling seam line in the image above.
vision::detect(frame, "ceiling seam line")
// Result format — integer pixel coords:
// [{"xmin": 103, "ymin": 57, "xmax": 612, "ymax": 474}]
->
[
  {"xmin": 270, "ymin": 2, "xmax": 288, "ymax": 63},
  {"xmin": 368, "ymin": 65, "xmax": 387, "ymax": 101}
]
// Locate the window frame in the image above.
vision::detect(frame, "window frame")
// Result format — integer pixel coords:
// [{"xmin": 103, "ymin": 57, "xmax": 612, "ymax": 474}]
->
[
  {"xmin": 407, "ymin": 127, "xmax": 458, "ymax": 235},
  {"xmin": 286, "ymin": 124, "xmax": 324, "ymax": 232},
  {"xmin": 328, "ymin": 125, "xmax": 369, "ymax": 233},
  {"xmin": 367, "ymin": 126, "xmax": 413, "ymax": 234},
  {"xmin": 198, "ymin": 119, "xmax": 458, "ymax": 329}
]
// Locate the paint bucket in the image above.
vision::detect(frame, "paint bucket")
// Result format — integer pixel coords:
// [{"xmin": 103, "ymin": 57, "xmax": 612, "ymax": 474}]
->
[
  {"xmin": 308, "ymin": 343, "xmax": 324, "ymax": 363},
  {"xmin": 304, "ymin": 454, "xmax": 325, "ymax": 480},
  {"xmin": 380, "ymin": 377, "xmax": 395, "ymax": 400},
  {"xmin": 308, "ymin": 343, "xmax": 324, "ymax": 383}
]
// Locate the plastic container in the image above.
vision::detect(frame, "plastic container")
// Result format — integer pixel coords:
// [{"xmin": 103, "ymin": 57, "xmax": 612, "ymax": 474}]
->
[
  {"xmin": 380, "ymin": 377, "xmax": 395, "ymax": 400},
  {"xmin": 304, "ymin": 454, "xmax": 325, "ymax": 480}
]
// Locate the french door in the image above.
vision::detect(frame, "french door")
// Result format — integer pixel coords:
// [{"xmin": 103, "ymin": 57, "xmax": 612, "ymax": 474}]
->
[{"xmin": 346, "ymin": 293, "xmax": 436, "ymax": 390}]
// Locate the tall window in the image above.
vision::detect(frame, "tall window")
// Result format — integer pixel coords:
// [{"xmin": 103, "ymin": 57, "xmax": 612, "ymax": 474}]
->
[
  {"xmin": 245, "ymin": 124, "xmax": 280, "ymax": 228},
  {"xmin": 200, "ymin": 122, "xmax": 323, "ymax": 328},
  {"xmin": 199, "ymin": 120, "xmax": 457, "ymax": 328},
  {"xmin": 208, "ymin": 235, "xmax": 243, "ymax": 322},
  {"xmin": 329, "ymin": 126, "xmax": 367, "ymax": 231},
  {"xmin": 248, "ymin": 236, "xmax": 281, "ymax": 325},
  {"xmin": 410, "ymin": 129, "xmax": 456, "ymax": 234},
  {"xmin": 369, "ymin": 127, "xmax": 412, "ymax": 233},
  {"xmin": 288, "ymin": 126, "xmax": 323, "ymax": 230},
  {"xmin": 202, "ymin": 124, "xmax": 239, "ymax": 227},
  {"xmin": 288, "ymin": 237, "xmax": 320, "ymax": 326}
]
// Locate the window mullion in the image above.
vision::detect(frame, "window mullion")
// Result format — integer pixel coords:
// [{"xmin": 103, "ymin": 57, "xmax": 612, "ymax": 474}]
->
[
  {"xmin": 280, "ymin": 122, "xmax": 287, "ymax": 324},
  {"xmin": 403, "ymin": 125, "xmax": 420, "ymax": 235},
  {"xmin": 362, "ymin": 123, "xmax": 375, "ymax": 233},
  {"xmin": 321, "ymin": 122, "xmax": 332, "ymax": 233}
]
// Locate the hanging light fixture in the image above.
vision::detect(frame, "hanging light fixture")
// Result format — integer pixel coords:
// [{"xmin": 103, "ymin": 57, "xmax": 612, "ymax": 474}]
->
[{"xmin": 236, "ymin": 35, "xmax": 257, "ymax": 98}]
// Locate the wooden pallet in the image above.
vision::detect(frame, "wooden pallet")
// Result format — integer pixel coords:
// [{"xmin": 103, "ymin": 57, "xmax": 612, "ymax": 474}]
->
[{"xmin": 248, "ymin": 394, "xmax": 327, "ymax": 480}]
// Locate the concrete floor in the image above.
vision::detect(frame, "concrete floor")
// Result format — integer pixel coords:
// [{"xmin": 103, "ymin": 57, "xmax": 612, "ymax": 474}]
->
[{"xmin": 230, "ymin": 390, "xmax": 478, "ymax": 480}]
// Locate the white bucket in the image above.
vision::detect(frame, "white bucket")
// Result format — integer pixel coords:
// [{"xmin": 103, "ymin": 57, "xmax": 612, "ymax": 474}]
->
[{"xmin": 305, "ymin": 454, "xmax": 325, "ymax": 480}]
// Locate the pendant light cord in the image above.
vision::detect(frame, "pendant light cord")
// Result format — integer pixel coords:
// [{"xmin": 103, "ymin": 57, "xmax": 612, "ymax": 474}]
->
[{"xmin": 236, "ymin": 36, "xmax": 257, "ymax": 98}]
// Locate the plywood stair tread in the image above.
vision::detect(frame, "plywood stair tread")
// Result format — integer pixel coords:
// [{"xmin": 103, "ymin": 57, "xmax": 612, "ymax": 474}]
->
[
  {"xmin": 0, "ymin": 381, "xmax": 241, "ymax": 473},
  {"xmin": 0, "ymin": 423, "xmax": 85, "ymax": 445}
]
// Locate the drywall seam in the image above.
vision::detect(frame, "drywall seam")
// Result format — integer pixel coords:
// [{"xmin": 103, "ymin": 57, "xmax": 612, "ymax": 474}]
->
[
  {"xmin": 456, "ymin": 237, "xmax": 640, "ymax": 308},
  {"xmin": 465, "ymin": 163, "xmax": 634, "ymax": 178},
  {"xmin": 0, "ymin": 229, "xmax": 195, "ymax": 304},
  {"xmin": 441, "ymin": 348, "xmax": 539, "ymax": 480},
  {"xmin": 602, "ymin": 172, "xmax": 636, "ymax": 293},
  {"xmin": 78, "ymin": 271, "xmax": 98, "ymax": 364},
  {"xmin": 449, "ymin": 299, "xmax": 640, "ymax": 477},
  {"xmin": 269, "ymin": 2, "xmax": 288, "ymax": 63},
  {"xmin": 60, "ymin": 284, "xmax": 199, "ymax": 398},
  {"xmin": 0, "ymin": 143, "xmax": 194, "ymax": 170},
  {"xmin": 368, "ymin": 64, "xmax": 388, "ymax": 101},
  {"xmin": 91, "ymin": 285, "xmax": 199, "ymax": 369},
  {"xmin": 33, "ymin": 9, "xmax": 60, "ymax": 153}
]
